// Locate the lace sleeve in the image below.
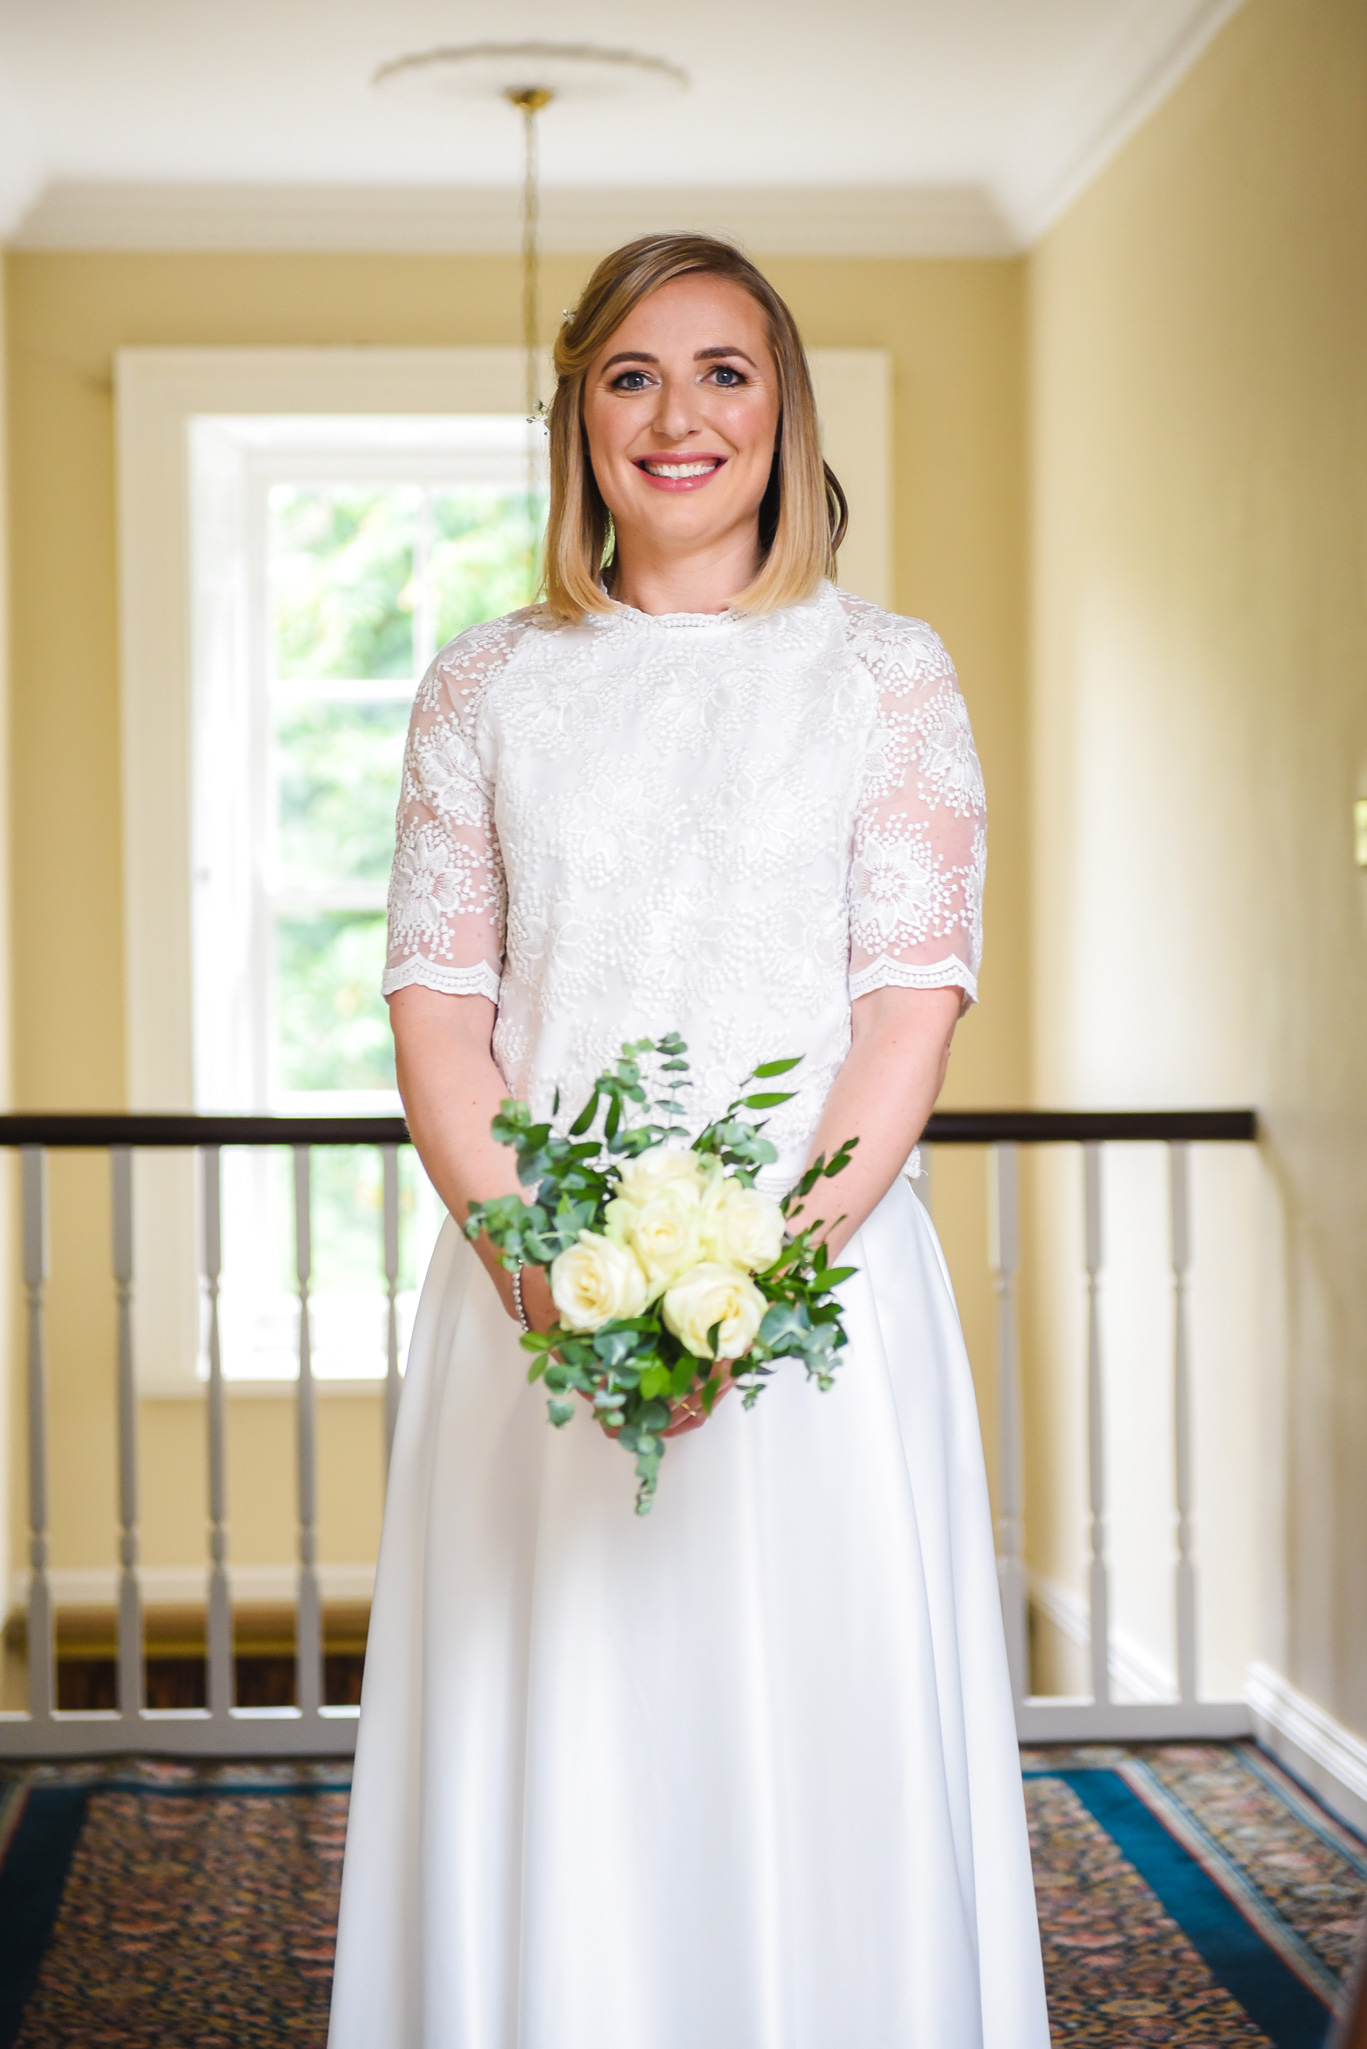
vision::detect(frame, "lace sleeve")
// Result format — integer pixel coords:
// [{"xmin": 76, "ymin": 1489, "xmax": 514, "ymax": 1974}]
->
[
  {"xmin": 842, "ymin": 599, "xmax": 986, "ymax": 1009},
  {"xmin": 381, "ymin": 614, "xmax": 527, "ymax": 1002}
]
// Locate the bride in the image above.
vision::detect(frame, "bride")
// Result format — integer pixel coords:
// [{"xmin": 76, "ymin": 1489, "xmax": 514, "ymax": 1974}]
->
[{"xmin": 328, "ymin": 232, "xmax": 1049, "ymax": 2049}]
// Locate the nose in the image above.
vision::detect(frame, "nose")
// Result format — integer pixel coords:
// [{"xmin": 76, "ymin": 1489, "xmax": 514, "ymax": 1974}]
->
[{"xmin": 650, "ymin": 371, "xmax": 703, "ymax": 446}]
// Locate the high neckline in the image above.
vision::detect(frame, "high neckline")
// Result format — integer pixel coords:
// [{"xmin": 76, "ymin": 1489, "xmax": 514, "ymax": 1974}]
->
[
  {"xmin": 593, "ymin": 580, "xmax": 836, "ymax": 634},
  {"xmin": 596, "ymin": 594, "xmax": 739, "ymax": 630}
]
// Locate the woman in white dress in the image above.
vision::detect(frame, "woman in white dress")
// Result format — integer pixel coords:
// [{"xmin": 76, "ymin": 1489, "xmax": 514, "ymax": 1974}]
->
[{"xmin": 328, "ymin": 234, "xmax": 1049, "ymax": 2049}]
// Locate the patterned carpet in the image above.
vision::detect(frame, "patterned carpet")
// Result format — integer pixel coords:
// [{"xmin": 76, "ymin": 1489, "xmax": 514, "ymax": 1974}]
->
[
  {"xmin": 0, "ymin": 1742, "xmax": 1360, "ymax": 2045},
  {"xmin": 1022, "ymin": 1743, "xmax": 1364, "ymax": 2046}
]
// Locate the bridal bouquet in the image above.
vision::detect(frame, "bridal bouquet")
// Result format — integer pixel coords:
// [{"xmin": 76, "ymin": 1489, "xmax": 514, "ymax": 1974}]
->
[{"xmin": 465, "ymin": 1036, "xmax": 857, "ymax": 1512}]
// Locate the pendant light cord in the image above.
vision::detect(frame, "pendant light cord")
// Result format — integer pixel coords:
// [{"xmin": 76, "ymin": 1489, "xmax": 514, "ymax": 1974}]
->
[{"xmin": 508, "ymin": 87, "xmax": 552, "ymax": 420}]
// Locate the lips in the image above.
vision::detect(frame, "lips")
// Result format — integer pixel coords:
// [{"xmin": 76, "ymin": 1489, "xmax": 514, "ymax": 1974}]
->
[
  {"xmin": 632, "ymin": 454, "xmax": 727, "ymax": 491},
  {"xmin": 638, "ymin": 457, "xmax": 722, "ymax": 477}
]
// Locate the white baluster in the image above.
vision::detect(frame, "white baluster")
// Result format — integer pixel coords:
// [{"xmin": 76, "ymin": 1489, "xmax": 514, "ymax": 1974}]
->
[
  {"xmin": 22, "ymin": 1147, "xmax": 54, "ymax": 1721},
  {"xmin": 1083, "ymin": 1141, "xmax": 1111, "ymax": 1706},
  {"xmin": 382, "ymin": 1144, "xmax": 402, "ymax": 1468},
  {"xmin": 1170, "ymin": 1142, "xmax": 1198, "ymax": 1704},
  {"xmin": 111, "ymin": 1147, "xmax": 144, "ymax": 1717},
  {"xmin": 989, "ymin": 1142, "xmax": 1028, "ymax": 1703},
  {"xmin": 293, "ymin": 1146, "xmax": 323, "ymax": 1717},
  {"xmin": 201, "ymin": 1146, "xmax": 233, "ymax": 1718}
]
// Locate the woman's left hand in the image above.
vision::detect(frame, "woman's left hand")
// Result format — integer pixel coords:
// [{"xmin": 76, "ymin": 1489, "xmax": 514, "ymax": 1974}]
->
[{"xmin": 663, "ymin": 1367, "xmax": 735, "ymax": 1437}]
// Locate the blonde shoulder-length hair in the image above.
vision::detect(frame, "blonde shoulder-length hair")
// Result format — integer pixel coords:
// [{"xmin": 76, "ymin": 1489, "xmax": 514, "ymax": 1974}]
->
[{"xmin": 542, "ymin": 233, "xmax": 848, "ymax": 624}]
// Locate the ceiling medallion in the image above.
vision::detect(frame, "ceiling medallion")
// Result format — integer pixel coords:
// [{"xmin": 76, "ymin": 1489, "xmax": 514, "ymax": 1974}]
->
[
  {"xmin": 371, "ymin": 42, "xmax": 689, "ymax": 107},
  {"xmin": 373, "ymin": 43, "xmax": 690, "ymax": 424}
]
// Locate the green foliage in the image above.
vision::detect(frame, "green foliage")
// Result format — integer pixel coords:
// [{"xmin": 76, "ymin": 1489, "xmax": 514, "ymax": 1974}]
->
[
  {"xmin": 271, "ymin": 486, "xmax": 419, "ymax": 681},
  {"xmin": 274, "ymin": 698, "xmax": 409, "ymax": 888},
  {"xmin": 270, "ymin": 1142, "xmax": 432, "ymax": 1297},
  {"xmin": 466, "ymin": 1037, "xmax": 857, "ymax": 1513},
  {"xmin": 431, "ymin": 489, "xmax": 546, "ymax": 642},
  {"xmin": 275, "ymin": 913, "xmax": 394, "ymax": 1094}
]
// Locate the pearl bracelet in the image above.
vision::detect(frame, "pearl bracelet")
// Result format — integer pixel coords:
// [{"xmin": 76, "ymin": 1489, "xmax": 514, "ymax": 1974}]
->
[{"xmin": 511, "ymin": 1262, "xmax": 530, "ymax": 1334}]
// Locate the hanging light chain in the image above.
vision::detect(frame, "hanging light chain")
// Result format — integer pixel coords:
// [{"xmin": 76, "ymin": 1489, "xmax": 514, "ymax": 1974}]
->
[{"xmin": 507, "ymin": 87, "xmax": 552, "ymax": 421}]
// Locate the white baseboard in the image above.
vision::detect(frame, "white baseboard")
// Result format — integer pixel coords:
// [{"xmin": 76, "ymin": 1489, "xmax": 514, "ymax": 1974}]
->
[
  {"xmin": 1247, "ymin": 1661, "xmax": 1367, "ymax": 1838},
  {"xmin": 1028, "ymin": 1573, "xmax": 1176, "ymax": 1704},
  {"xmin": 10, "ymin": 1563, "xmax": 375, "ymax": 1614},
  {"xmin": 1027, "ymin": 1587, "xmax": 1367, "ymax": 1834}
]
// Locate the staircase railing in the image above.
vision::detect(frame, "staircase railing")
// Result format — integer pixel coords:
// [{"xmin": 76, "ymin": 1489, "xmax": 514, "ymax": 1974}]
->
[{"xmin": 0, "ymin": 1106, "xmax": 1258, "ymax": 1755}]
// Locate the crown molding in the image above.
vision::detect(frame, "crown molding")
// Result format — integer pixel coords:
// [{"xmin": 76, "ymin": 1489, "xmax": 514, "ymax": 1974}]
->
[
  {"xmin": 1008, "ymin": 0, "xmax": 1248, "ymax": 242},
  {"xmin": 10, "ymin": 179, "xmax": 1018, "ymax": 260}
]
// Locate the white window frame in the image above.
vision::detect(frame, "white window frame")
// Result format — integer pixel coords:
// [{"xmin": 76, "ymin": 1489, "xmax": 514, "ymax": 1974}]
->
[
  {"xmin": 114, "ymin": 345, "xmax": 891, "ymax": 1392},
  {"xmin": 190, "ymin": 412, "xmax": 545, "ymax": 1117}
]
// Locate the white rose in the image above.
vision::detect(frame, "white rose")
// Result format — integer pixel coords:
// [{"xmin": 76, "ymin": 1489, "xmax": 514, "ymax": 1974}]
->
[
  {"xmin": 699, "ymin": 1177, "xmax": 785, "ymax": 1274},
  {"xmin": 550, "ymin": 1232, "xmax": 648, "ymax": 1333},
  {"xmin": 662, "ymin": 1262, "xmax": 766, "ymax": 1361},
  {"xmin": 613, "ymin": 1143, "xmax": 710, "ymax": 1205},
  {"xmin": 605, "ymin": 1180, "xmax": 704, "ymax": 1300}
]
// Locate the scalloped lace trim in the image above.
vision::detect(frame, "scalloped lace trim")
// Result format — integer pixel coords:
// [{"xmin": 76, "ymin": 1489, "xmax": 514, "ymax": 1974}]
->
[
  {"xmin": 381, "ymin": 957, "xmax": 502, "ymax": 1002},
  {"xmin": 849, "ymin": 953, "xmax": 978, "ymax": 1006}
]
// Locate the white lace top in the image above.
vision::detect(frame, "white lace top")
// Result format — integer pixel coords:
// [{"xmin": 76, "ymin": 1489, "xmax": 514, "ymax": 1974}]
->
[{"xmin": 383, "ymin": 581, "xmax": 985, "ymax": 1179}]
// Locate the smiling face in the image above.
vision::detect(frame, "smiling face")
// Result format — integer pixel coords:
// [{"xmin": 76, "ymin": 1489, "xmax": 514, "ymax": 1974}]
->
[{"xmin": 581, "ymin": 272, "xmax": 782, "ymax": 582}]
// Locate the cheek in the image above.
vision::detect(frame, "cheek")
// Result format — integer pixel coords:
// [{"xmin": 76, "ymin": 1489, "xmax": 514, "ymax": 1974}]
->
[
  {"xmin": 719, "ymin": 395, "xmax": 780, "ymax": 466},
  {"xmin": 581, "ymin": 400, "xmax": 629, "ymax": 483}
]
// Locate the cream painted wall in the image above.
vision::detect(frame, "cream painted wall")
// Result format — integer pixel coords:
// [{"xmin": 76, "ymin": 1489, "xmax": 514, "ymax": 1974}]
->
[
  {"xmin": 0, "ymin": 254, "xmax": 12, "ymax": 1624},
  {"xmin": 1027, "ymin": 0, "xmax": 1367, "ymax": 1729},
  {"xmin": 2, "ymin": 248, "xmax": 1027, "ymax": 1596}
]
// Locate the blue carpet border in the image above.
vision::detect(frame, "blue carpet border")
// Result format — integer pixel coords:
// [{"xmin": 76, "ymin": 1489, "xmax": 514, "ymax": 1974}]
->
[
  {"xmin": 1028, "ymin": 1766, "xmax": 1333, "ymax": 2049},
  {"xmin": 0, "ymin": 1787, "xmax": 89, "ymax": 2049}
]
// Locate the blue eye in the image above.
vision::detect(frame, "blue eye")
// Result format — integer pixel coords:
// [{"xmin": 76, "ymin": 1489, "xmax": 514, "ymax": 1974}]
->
[
  {"xmin": 709, "ymin": 365, "xmax": 745, "ymax": 387},
  {"xmin": 611, "ymin": 370, "xmax": 652, "ymax": 391}
]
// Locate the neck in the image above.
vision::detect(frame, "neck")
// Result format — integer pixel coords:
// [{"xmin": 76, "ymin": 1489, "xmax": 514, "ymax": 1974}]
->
[{"xmin": 607, "ymin": 522, "xmax": 762, "ymax": 616}]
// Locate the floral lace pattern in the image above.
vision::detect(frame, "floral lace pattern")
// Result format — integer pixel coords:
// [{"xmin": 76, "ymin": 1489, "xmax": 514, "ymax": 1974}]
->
[
  {"xmin": 383, "ymin": 583, "xmax": 985, "ymax": 1175},
  {"xmin": 384, "ymin": 612, "xmax": 521, "ymax": 1000}
]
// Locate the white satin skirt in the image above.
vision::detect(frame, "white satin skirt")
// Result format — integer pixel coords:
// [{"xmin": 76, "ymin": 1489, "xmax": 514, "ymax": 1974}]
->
[{"xmin": 328, "ymin": 1176, "xmax": 1049, "ymax": 2049}]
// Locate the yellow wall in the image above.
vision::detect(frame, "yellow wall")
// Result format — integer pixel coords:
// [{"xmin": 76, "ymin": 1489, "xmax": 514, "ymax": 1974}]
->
[
  {"xmin": 3, "ymin": 248, "xmax": 1027, "ymax": 1595},
  {"xmin": 1026, "ymin": 0, "xmax": 1367, "ymax": 1729},
  {"xmin": 0, "ymin": 254, "xmax": 11, "ymax": 1621}
]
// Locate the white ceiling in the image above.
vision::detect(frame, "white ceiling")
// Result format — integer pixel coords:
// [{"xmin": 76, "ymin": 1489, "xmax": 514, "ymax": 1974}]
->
[{"xmin": 1, "ymin": 0, "xmax": 1245, "ymax": 255}]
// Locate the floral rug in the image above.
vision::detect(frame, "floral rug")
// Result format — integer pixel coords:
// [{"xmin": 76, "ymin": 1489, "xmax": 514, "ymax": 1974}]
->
[
  {"xmin": 1023, "ymin": 1742, "xmax": 1365, "ymax": 2046},
  {"xmin": 0, "ymin": 1743, "xmax": 1360, "ymax": 2045},
  {"xmin": 0, "ymin": 1759, "xmax": 347, "ymax": 2047}
]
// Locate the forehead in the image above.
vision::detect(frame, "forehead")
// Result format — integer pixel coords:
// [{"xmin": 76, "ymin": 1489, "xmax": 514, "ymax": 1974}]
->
[{"xmin": 597, "ymin": 273, "xmax": 772, "ymax": 360}]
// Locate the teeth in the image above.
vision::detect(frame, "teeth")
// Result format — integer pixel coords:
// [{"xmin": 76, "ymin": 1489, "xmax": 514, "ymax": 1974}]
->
[{"xmin": 643, "ymin": 460, "xmax": 719, "ymax": 478}]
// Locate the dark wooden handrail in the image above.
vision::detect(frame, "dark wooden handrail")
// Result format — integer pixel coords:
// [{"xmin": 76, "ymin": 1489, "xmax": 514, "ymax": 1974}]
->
[
  {"xmin": 0, "ymin": 1107, "xmax": 1257, "ymax": 1149},
  {"xmin": 924, "ymin": 1108, "xmax": 1257, "ymax": 1144},
  {"xmin": 0, "ymin": 1113, "xmax": 413, "ymax": 1147}
]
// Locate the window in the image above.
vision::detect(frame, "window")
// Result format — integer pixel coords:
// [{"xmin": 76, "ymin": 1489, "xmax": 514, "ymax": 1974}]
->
[{"xmin": 189, "ymin": 415, "xmax": 547, "ymax": 1378}]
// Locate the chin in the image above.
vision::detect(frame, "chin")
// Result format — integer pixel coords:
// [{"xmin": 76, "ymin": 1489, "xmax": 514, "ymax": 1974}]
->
[{"xmin": 625, "ymin": 495, "xmax": 744, "ymax": 545}]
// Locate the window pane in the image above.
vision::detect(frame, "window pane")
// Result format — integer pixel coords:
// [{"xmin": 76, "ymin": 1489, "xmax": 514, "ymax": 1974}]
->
[
  {"xmin": 292, "ymin": 1147, "xmax": 441, "ymax": 1295},
  {"xmin": 274, "ymin": 697, "xmax": 408, "ymax": 889},
  {"xmin": 275, "ymin": 912, "xmax": 393, "ymax": 1092},
  {"xmin": 271, "ymin": 485, "xmax": 420, "ymax": 680},
  {"xmin": 217, "ymin": 1144, "xmax": 444, "ymax": 1382},
  {"xmin": 430, "ymin": 487, "xmax": 546, "ymax": 643}
]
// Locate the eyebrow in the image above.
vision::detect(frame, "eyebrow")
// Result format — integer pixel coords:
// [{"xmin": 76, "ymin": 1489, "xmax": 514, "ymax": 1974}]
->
[{"xmin": 599, "ymin": 345, "xmax": 760, "ymax": 370}]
